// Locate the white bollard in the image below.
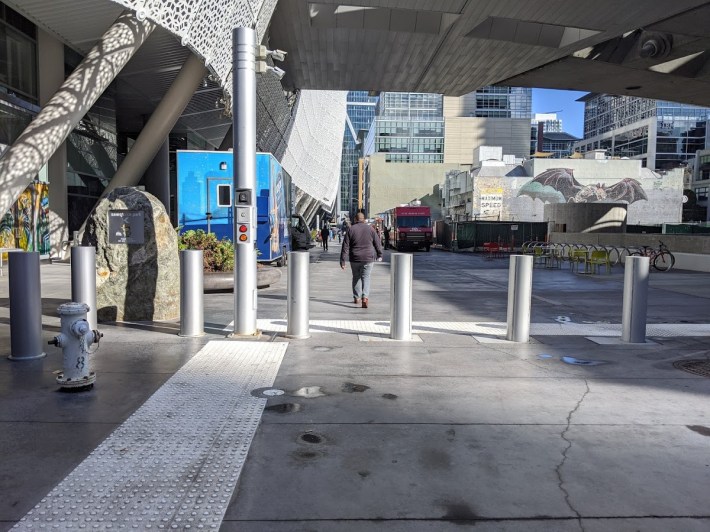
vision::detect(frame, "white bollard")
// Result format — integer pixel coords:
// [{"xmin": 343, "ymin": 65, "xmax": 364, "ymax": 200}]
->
[
  {"xmin": 390, "ymin": 253, "xmax": 413, "ymax": 341},
  {"xmin": 506, "ymin": 255, "xmax": 533, "ymax": 342},
  {"xmin": 179, "ymin": 250, "xmax": 205, "ymax": 337},
  {"xmin": 49, "ymin": 302, "xmax": 102, "ymax": 390},
  {"xmin": 286, "ymin": 251, "xmax": 310, "ymax": 339},
  {"xmin": 71, "ymin": 246, "xmax": 97, "ymax": 330},
  {"xmin": 621, "ymin": 256, "xmax": 650, "ymax": 343}
]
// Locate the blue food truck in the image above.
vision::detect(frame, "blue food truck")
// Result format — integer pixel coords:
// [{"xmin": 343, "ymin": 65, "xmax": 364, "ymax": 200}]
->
[{"xmin": 176, "ymin": 150, "xmax": 312, "ymax": 264}]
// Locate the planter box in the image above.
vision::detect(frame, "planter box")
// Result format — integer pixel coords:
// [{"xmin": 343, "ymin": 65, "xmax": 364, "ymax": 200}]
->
[{"xmin": 204, "ymin": 267, "xmax": 282, "ymax": 292}]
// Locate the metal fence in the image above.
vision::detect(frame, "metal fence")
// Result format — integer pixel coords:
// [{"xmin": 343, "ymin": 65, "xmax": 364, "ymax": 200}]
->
[
  {"xmin": 436, "ymin": 221, "xmax": 548, "ymax": 251},
  {"xmin": 663, "ymin": 224, "xmax": 710, "ymax": 235}
]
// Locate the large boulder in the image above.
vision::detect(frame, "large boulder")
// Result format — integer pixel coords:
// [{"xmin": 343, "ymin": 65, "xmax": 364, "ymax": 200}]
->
[{"xmin": 83, "ymin": 187, "xmax": 179, "ymax": 322}]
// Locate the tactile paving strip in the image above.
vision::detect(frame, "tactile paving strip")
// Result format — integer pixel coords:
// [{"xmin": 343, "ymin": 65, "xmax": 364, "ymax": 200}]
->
[
  {"xmin": 253, "ymin": 319, "xmax": 710, "ymax": 337},
  {"xmin": 14, "ymin": 340, "xmax": 287, "ymax": 530}
]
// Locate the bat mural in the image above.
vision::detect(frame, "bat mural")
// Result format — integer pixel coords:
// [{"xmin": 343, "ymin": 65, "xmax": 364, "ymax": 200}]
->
[{"xmin": 517, "ymin": 168, "xmax": 648, "ymax": 204}]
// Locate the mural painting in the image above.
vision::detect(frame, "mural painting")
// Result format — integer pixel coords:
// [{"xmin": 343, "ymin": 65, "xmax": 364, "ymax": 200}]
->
[
  {"xmin": 517, "ymin": 168, "xmax": 648, "ymax": 204},
  {"xmin": 471, "ymin": 160, "xmax": 682, "ymax": 225},
  {"xmin": 0, "ymin": 181, "xmax": 50, "ymax": 255}
]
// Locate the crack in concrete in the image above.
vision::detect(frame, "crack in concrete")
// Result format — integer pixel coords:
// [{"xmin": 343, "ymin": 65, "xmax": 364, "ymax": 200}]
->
[{"xmin": 555, "ymin": 379, "xmax": 590, "ymax": 532}]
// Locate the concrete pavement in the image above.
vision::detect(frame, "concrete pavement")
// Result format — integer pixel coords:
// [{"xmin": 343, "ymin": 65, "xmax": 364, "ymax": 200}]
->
[{"xmin": 1, "ymin": 243, "xmax": 709, "ymax": 531}]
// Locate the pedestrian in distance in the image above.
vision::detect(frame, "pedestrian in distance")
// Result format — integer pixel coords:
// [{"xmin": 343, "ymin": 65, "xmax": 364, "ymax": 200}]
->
[
  {"xmin": 383, "ymin": 226, "xmax": 391, "ymax": 250},
  {"xmin": 340, "ymin": 212, "xmax": 383, "ymax": 308},
  {"xmin": 320, "ymin": 225, "xmax": 329, "ymax": 251}
]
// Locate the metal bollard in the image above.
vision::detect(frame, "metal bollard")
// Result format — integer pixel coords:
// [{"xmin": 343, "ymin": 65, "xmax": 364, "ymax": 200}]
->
[
  {"xmin": 621, "ymin": 256, "xmax": 650, "ymax": 343},
  {"xmin": 8, "ymin": 251, "xmax": 45, "ymax": 360},
  {"xmin": 390, "ymin": 253, "xmax": 413, "ymax": 340},
  {"xmin": 179, "ymin": 249, "xmax": 205, "ymax": 337},
  {"xmin": 71, "ymin": 246, "xmax": 97, "ymax": 330},
  {"xmin": 49, "ymin": 302, "xmax": 102, "ymax": 390},
  {"xmin": 506, "ymin": 255, "xmax": 533, "ymax": 342},
  {"xmin": 286, "ymin": 251, "xmax": 310, "ymax": 339}
]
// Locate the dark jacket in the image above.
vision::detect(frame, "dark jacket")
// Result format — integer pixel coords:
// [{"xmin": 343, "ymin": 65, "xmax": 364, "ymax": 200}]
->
[{"xmin": 340, "ymin": 221, "xmax": 382, "ymax": 264}]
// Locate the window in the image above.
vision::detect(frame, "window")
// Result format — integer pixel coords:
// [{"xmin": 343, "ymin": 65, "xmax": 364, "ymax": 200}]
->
[
  {"xmin": 0, "ymin": 5, "xmax": 37, "ymax": 101},
  {"xmin": 217, "ymin": 184, "xmax": 231, "ymax": 207}
]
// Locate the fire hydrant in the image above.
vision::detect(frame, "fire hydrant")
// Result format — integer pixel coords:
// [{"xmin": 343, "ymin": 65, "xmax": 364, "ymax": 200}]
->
[{"xmin": 49, "ymin": 302, "xmax": 102, "ymax": 390}]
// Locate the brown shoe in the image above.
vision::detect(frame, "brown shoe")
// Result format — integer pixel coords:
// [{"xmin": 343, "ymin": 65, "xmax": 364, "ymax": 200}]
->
[
  {"xmin": 361, "ymin": 298, "xmax": 368, "ymax": 308},
  {"xmin": 354, "ymin": 298, "xmax": 361, "ymax": 305}
]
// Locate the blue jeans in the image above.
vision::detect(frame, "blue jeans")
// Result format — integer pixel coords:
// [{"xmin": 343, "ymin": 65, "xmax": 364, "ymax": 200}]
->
[{"xmin": 350, "ymin": 262, "xmax": 373, "ymax": 299}]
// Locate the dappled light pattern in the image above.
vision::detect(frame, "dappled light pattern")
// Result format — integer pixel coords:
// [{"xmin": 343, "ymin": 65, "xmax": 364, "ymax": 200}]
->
[
  {"xmin": 0, "ymin": 12, "xmax": 154, "ymax": 219},
  {"xmin": 114, "ymin": 0, "xmax": 277, "ymax": 103}
]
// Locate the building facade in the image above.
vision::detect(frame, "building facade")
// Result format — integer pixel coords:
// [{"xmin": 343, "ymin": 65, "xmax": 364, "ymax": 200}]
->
[
  {"xmin": 363, "ymin": 92, "xmax": 445, "ymax": 164},
  {"xmin": 574, "ymin": 94, "xmax": 710, "ymax": 171},
  {"xmin": 443, "ymin": 87, "xmax": 532, "ymax": 165},
  {"xmin": 363, "ymin": 88, "xmax": 532, "ymax": 216},
  {"xmin": 339, "ymin": 91, "xmax": 378, "ymax": 218}
]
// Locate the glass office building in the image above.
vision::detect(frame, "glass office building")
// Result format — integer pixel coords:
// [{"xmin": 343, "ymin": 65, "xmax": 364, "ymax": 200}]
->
[
  {"xmin": 363, "ymin": 92, "xmax": 445, "ymax": 164},
  {"xmin": 339, "ymin": 91, "xmax": 378, "ymax": 215},
  {"xmin": 470, "ymin": 86, "xmax": 531, "ymax": 119},
  {"xmin": 576, "ymin": 93, "xmax": 710, "ymax": 170}
]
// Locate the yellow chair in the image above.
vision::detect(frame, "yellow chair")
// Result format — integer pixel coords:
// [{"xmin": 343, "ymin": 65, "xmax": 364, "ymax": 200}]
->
[
  {"xmin": 588, "ymin": 250, "xmax": 611, "ymax": 274},
  {"xmin": 570, "ymin": 249, "xmax": 588, "ymax": 272}
]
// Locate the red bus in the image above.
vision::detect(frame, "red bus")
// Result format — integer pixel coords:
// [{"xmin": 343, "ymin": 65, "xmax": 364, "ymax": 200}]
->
[{"xmin": 382, "ymin": 205, "xmax": 432, "ymax": 252}]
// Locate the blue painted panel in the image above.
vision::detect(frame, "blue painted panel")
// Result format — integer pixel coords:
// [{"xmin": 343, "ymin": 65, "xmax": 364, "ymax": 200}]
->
[{"xmin": 177, "ymin": 151, "xmax": 290, "ymax": 263}]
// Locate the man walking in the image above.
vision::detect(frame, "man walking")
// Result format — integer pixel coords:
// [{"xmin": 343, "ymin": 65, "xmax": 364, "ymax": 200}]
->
[
  {"xmin": 340, "ymin": 212, "xmax": 383, "ymax": 308},
  {"xmin": 320, "ymin": 225, "xmax": 329, "ymax": 251}
]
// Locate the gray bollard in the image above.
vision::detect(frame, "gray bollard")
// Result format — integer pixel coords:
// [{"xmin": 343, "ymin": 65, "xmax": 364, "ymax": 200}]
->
[
  {"xmin": 286, "ymin": 251, "xmax": 310, "ymax": 339},
  {"xmin": 179, "ymin": 250, "xmax": 205, "ymax": 337},
  {"xmin": 71, "ymin": 246, "xmax": 97, "ymax": 330},
  {"xmin": 506, "ymin": 255, "xmax": 533, "ymax": 342},
  {"xmin": 8, "ymin": 252, "xmax": 46, "ymax": 360},
  {"xmin": 390, "ymin": 253, "xmax": 413, "ymax": 340},
  {"xmin": 621, "ymin": 256, "xmax": 650, "ymax": 343}
]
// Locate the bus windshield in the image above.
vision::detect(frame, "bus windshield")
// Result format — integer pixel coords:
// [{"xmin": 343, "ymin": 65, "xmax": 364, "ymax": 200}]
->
[{"xmin": 397, "ymin": 216, "xmax": 430, "ymax": 228}]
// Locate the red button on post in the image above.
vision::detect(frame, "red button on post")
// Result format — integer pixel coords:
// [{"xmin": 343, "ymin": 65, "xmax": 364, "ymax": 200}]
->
[{"xmin": 239, "ymin": 224, "xmax": 248, "ymax": 232}]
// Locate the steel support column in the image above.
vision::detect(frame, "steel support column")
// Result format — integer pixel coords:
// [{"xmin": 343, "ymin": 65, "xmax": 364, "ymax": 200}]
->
[{"xmin": 0, "ymin": 12, "xmax": 154, "ymax": 219}]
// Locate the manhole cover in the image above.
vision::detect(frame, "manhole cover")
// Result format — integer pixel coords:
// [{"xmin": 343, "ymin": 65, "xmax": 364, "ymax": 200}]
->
[{"xmin": 673, "ymin": 359, "xmax": 710, "ymax": 378}]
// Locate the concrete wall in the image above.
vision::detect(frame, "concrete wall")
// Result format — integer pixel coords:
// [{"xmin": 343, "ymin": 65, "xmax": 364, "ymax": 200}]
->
[
  {"xmin": 544, "ymin": 203, "xmax": 627, "ymax": 233},
  {"xmin": 552, "ymin": 232, "xmax": 710, "ymax": 271},
  {"xmin": 366, "ymin": 154, "xmax": 458, "ymax": 216},
  {"xmin": 444, "ymin": 117, "xmax": 530, "ymax": 165}
]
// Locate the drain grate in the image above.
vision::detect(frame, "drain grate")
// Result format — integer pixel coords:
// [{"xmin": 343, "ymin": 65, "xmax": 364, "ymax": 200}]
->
[{"xmin": 673, "ymin": 359, "xmax": 710, "ymax": 378}]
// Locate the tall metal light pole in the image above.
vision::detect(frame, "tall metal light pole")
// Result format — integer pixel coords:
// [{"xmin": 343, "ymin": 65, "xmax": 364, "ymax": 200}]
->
[
  {"xmin": 231, "ymin": 28, "xmax": 287, "ymax": 336},
  {"xmin": 232, "ymin": 27, "xmax": 258, "ymax": 336}
]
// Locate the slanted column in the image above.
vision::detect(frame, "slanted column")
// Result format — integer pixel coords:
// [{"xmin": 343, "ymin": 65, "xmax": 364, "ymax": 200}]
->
[
  {"xmin": 143, "ymin": 138, "xmax": 171, "ymax": 216},
  {"xmin": 101, "ymin": 53, "xmax": 207, "ymax": 199},
  {"xmin": 38, "ymin": 29, "xmax": 69, "ymax": 259},
  {"xmin": 0, "ymin": 12, "xmax": 155, "ymax": 220}
]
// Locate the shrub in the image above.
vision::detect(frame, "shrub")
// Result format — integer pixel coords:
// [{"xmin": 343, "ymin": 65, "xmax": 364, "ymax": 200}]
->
[{"xmin": 178, "ymin": 229, "xmax": 235, "ymax": 272}]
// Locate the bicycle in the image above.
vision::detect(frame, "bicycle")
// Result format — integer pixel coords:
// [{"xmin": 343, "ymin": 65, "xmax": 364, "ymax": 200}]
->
[{"xmin": 631, "ymin": 240, "xmax": 675, "ymax": 272}]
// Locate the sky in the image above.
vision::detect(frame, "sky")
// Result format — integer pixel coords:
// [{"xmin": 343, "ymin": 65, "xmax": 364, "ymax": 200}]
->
[{"xmin": 532, "ymin": 88, "xmax": 587, "ymax": 138}]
